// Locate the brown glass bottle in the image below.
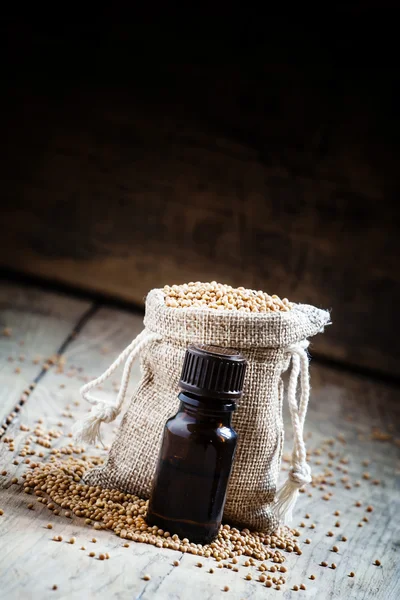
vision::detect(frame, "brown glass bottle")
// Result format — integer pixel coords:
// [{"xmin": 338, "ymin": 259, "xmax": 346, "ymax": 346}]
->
[{"xmin": 146, "ymin": 344, "xmax": 247, "ymax": 544}]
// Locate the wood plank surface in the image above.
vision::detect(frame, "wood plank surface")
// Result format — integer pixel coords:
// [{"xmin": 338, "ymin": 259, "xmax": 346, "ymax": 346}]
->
[
  {"xmin": 2, "ymin": 62, "xmax": 400, "ymax": 376},
  {"xmin": 0, "ymin": 281, "xmax": 92, "ymax": 427},
  {"xmin": 0, "ymin": 284, "xmax": 399, "ymax": 599}
]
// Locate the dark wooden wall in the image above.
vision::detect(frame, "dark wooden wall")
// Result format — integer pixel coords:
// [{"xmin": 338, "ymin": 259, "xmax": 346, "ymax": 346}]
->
[{"xmin": 2, "ymin": 23, "xmax": 399, "ymax": 376}]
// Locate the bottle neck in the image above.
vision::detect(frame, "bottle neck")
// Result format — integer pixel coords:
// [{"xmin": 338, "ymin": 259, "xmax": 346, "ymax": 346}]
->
[{"xmin": 178, "ymin": 392, "xmax": 236, "ymax": 424}]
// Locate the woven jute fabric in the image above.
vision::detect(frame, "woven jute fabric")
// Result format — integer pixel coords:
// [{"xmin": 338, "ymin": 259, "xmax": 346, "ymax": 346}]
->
[{"xmin": 84, "ymin": 289, "xmax": 330, "ymax": 531}]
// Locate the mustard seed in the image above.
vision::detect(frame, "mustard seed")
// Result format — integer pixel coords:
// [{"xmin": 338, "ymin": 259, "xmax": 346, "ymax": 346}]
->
[
  {"xmin": 275, "ymin": 585, "xmax": 281, "ymax": 590},
  {"xmin": 309, "ymin": 574, "xmax": 316, "ymax": 580},
  {"xmin": 209, "ymin": 568, "xmax": 214, "ymax": 574},
  {"xmin": 69, "ymin": 538, "xmax": 76, "ymax": 544},
  {"xmin": 259, "ymin": 575, "xmax": 266, "ymax": 582},
  {"xmin": 47, "ymin": 524, "xmax": 53, "ymax": 529},
  {"xmin": 366, "ymin": 506, "xmax": 373, "ymax": 512},
  {"xmin": 374, "ymin": 559, "xmax": 381, "ymax": 566},
  {"xmin": 196, "ymin": 562, "xmax": 203, "ymax": 568},
  {"xmin": 245, "ymin": 573, "xmax": 252, "ymax": 580},
  {"xmin": 91, "ymin": 538, "xmax": 97, "ymax": 543},
  {"xmin": 27, "ymin": 503, "xmax": 34, "ymax": 510},
  {"xmin": 143, "ymin": 575, "xmax": 151, "ymax": 581},
  {"xmin": 0, "ymin": 509, "xmax": 3, "ymax": 516},
  {"xmin": 105, "ymin": 553, "xmax": 110, "ymax": 559},
  {"xmin": 349, "ymin": 572, "xmax": 355, "ymax": 577},
  {"xmin": 300, "ymin": 584, "xmax": 306, "ymax": 590},
  {"xmin": 334, "ymin": 510, "xmax": 340, "ymax": 516},
  {"xmin": 266, "ymin": 581, "xmax": 272, "ymax": 587},
  {"xmin": 52, "ymin": 585, "xmax": 57, "ymax": 590},
  {"xmin": 81, "ymin": 546, "xmax": 86, "ymax": 550},
  {"xmin": 89, "ymin": 552, "xmax": 95, "ymax": 557},
  {"xmin": 321, "ymin": 562, "xmax": 328, "ymax": 567},
  {"xmin": 293, "ymin": 585, "xmax": 299, "ymax": 591},
  {"xmin": 99, "ymin": 554, "xmax": 105, "ymax": 560},
  {"xmin": 332, "ymin": 546, "xmax": 339, "ymax": 552},
  {"xmin": 305, "ymin": 538, "xmax": 311, "ymax": 544},
  {"xmin": 223, "ymin": 586, "xmax": 229, "ymax": 592},
  {"xmin": 335, "ymin": 521, "xmax": 340, "ymax": 527},
  {"xmin": 1, "ymin": 471, "xmax": 7, "ymax": 476},
  {"xmin": 327, "ymin": 531, "xmax": 334, "ymax": 537},
  {"xmin": 342, "ymin": 536, "xmax": 347, "ymax": 542}
]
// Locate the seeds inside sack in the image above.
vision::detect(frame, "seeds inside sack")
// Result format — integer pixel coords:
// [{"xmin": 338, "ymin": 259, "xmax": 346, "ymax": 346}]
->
[{"xmin": 163, "ymin": 282, "xmax": 293, "ymax": 312}]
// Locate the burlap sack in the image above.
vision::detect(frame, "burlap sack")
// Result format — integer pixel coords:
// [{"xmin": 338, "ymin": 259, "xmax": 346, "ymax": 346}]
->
[{"xmin": 74, "ymin": 288, "xmax": 330, "ymax": 531}]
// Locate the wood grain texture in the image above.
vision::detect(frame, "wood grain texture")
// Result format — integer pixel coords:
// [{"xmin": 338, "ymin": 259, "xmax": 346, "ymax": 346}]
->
[
  {"xmin": 0, "ymin": 284, "xmax": 399, "ymax": 599},
  {"xmin": 2, "ymin": 62, "xmax": 400, "ymax": 376},
  {"xmin": 0, "ymin": 281, "xmax": 91, "ymax": 427}
]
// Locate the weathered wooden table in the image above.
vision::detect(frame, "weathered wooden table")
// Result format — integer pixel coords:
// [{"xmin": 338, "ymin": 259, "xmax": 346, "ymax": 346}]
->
[{"xmin": 0, "ymin": 281, "xmax": 399, "ymax": 599}]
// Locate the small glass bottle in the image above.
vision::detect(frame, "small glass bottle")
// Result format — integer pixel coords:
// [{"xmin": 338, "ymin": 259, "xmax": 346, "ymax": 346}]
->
[{"xmin": 146, "ymin": 344, "xmax": 247, "ymax": 544}]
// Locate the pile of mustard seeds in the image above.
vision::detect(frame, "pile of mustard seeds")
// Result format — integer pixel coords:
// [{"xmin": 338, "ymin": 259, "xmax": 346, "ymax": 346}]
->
[
  {"xmin": 22, "ymin": 456, "xmax": 298, "ymax": 563},
  {"xmin": 163, "ymin": 282, "xmax": 293, "ymax": 312}
]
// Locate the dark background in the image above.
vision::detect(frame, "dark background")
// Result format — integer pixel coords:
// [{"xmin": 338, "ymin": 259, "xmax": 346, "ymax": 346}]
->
[{"xmin": 1, "ymin": 15, "xmax": 399, "ymax": 377}]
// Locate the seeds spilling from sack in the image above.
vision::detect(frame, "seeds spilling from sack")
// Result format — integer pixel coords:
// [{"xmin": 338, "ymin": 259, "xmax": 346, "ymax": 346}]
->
[
  {"xmin": 23, "ymin": 456, "xmax": 298, "ymax": 562},
  {"xmin": 163, "ymin": 282, "xmax": 293, "ymax": 312}
]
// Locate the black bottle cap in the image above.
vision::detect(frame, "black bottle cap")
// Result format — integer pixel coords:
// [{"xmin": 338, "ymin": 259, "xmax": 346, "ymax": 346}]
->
[{"xmin": 179, "ymin": 344, "xmax": 247, "ymax": 400}]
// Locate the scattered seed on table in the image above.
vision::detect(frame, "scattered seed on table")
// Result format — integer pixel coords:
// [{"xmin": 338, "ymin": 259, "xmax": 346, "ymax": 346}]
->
[
  {"xmin": 1, "ymin": 471, "xmax": 7, "ymax": 477},
  {"xmin": 358, "ymin": 523, "xmax": 363, "ymax": 528},
  {"xmin": 321, "ymin": 562, "xmax": 328, "ymax": 567},
  {"xmin": 363, "ymin": 516, "xmax": 369, "ymax": 523},
  {"xmin": 81, "ymin": 546, "xmax": 86, "ymax": 550},
  {"xmin": 366, "ymin": 505, "xmax": 374, "ymax": 512},
  {"xmin": 245, "ymin": 574, "xmax": 252, "ymax": 580},
  {"xmin": 259, "ymin": 575, "xmax": 266, "ymax": 582},
  {"xmin": 334, "ymin": 510, "xmax": 340, "ymax": 516},
  {"xmin": 52, "ymin": 585, "xmax": 57, "ymax": 590},
  {"xmin": 335, "ymin": 521, "xmax": 340, "ymax": 527},
  {"xmin": 332, "ymin": 546, "xmax": 339, "ymax": 552},
  {"xmin": 349, "ymin": 572, "xmax": 355, "ymax": 577},
  {"xmin": 342, "ymin": 536, "xmax": 347, "ymax": 542},
  {"xmin": 11, "ymin": 477, "xmax": 18, "ymax": 484},
  {"xmin": 209, "ymin": 568, "xmax": 214, "ymax": 574},
  {"xmin": 293, "ymin": 584, "xmax": 299, "ymax": 591},
  {"xmin": 275, "ymin": 585, "xmax": 281, "ymax": 590},
  {"xmin": 223, "ymin": 586, "xmax": 229, "ymax": 592},
  {"xmin": 143, "ymin": 575, "xmax": 151, "ymax": 581},
  {"xmin": 0, "ymin": 509, "xmax": 3, "ymax": 516},
  {"xmin": 91, "ymin": 538, "xmax": 97, "ymax": 543},
  {"xmin": 355, "ymin": 501, "xmax": 362, "ymax": 507},
  {"xmin": 374, "ymin": 560, "xmax": 381, "ymax": 566},
  {"xmin": 47, "ymin": 524, "xmax": 53, "ymax": 529},
  {"xmin": 310, "ymin": 524, "xmax": 315, "ymax": 529},
  {"xmin": 232, "ymin": 557, "xmax": 238, "ymax": 564},
  {"xmin": 69, "ymin": 538, "xmax": 76, "ymax": 544},
  {"xmin": 279, "ymin": 566, "xmax": 287, "ymax": 573},
  {"xmin": 327, "ymin": 531, "xmax": 334, "ymax": 537},
  {"xmin": 300, "ymin": 584, "xmax": 306, "ymax": 590},
  {"xmin": 105, "ymin": 553, "xmax": 110, "ymax": 559},
  {"xmin": 27, "ymin": 503, "xmax": 34, "ymax": 510},
  {"xmin": 196, "ymin": 562, "xmax": 203, "ymax": 568},
  {"xmin": 310, "ymin": 574, "xmax": 316, "ymax": 580},
  {"xmin": 331, "ymin": 563, "xmax": 337, "ymax": 569},
  {"xmin": 99, "ymin": 554, "xmax": 105, "ymax": 560},
  {"xmin": 266, "ymin": 581, "xmax": 272, "ymax": 587},
  {"xmin": 89, "ymin": 552, "xmax": 95, "ymax": 557},
  {"xmin": 305, "ymin": 513, "xmax": 310, "ymax": 518},
  {"xmin": 305, "ymin": 538, "xmax": 311, "ymax": 544}
]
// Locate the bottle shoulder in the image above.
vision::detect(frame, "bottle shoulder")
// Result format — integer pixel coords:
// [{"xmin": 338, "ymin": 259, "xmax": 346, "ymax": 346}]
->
[{"xmin": 165, "ymin": 412, "xmax": 237, "ymax": 444}]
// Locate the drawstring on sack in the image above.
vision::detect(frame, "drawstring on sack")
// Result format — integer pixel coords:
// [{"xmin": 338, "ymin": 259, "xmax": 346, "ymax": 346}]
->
[
  {"xmin": 72, "ymin": 328, "xmax": 161, "ymax": 446},
  {"xmin": 273, "ymin": 340, "xmax": 312, "ymax": 524}
]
